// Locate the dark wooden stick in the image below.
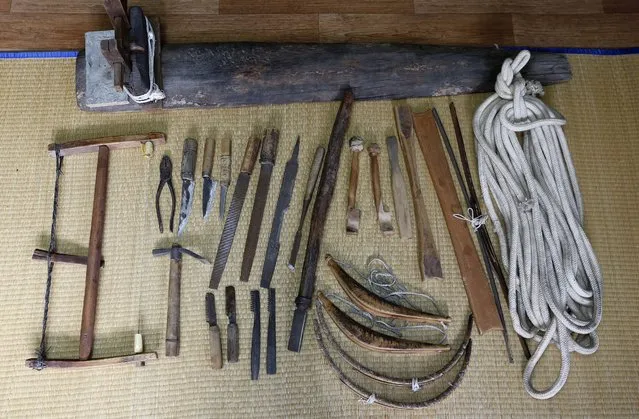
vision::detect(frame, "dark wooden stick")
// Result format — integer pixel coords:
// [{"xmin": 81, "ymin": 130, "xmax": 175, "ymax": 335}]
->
[
  {"xmin": 79, "ymin": 145, "xmax": 109, "ymax": 360},
  {"xmin": 288, "ymin": 89, "xmax": 354, "ymax": 353}
]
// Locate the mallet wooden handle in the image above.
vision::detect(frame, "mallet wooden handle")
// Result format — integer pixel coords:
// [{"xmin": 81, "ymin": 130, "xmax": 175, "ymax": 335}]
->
[
  {"xmin": 166, "ymin": 257, "xmax": 182, "ymax": 357},
  {"xmin": 79, "ymin": 145, "xmax": 109, "ymax": 361}
]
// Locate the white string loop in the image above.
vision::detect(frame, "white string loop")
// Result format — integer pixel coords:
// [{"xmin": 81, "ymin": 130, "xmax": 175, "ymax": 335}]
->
[
  {"xmin": 473, "ymin": 50, "xmax": 603, "ymax": 400},
  {"xmin": 124, "ymin": 17, "xmax": 165, "ymax": 104},
  {"xmin": 453, "ymin": 208, "xmax": 488, "ymax": 232}
]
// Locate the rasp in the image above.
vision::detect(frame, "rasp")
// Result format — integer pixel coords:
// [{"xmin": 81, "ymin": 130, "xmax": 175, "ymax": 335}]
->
[
  {"xmin": 250, "ymin": 289, "xmax": 261, "ymax": 380},
  {"xmin": 287, "ymin": 146, "xmax": 325, "ymax": 272},
  {"xmin": 205, "ymin": 292, "xmax": 222, "ymax": 369},
  {"xmin": 225, "ymin": 286, "xmax": 239, "ymax": 363},
  {"xmin": 177, "ymin": 138, "xmax": 198, "ymax": 236},
  {"xmin": 219, "ymin": 137, "xmax": 231, "ymax": 221},
  {"xmin": 260, "ymin": 137, "xmax": 300, "ymax": 289},
  {"xmin": 266, "ymin": 288, "xmax": 276, "ymax": 375},
  {"xmin": 239, "ymin": 129, "xmax": 280, "ymax": 283},
  {"xmin": 209, "ymin": 136, "xmax": 262, "ymax": 289},
  {"xmin": 202, "ymin": 138, "xmax": 218, "ymax": 220}
]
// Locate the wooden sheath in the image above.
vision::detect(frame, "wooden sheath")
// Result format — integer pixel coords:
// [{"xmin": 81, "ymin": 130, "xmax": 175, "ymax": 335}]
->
[
  {"xmin": 79, "ymin": 145, "xmax": 109, "ymax": 361},
  {"xmin": 412, "ymin": 109, "xmax": 501, "ymax": 334}
]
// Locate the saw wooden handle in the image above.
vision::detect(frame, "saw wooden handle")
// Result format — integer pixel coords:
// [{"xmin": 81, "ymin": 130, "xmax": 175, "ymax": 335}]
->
[
  {"xmin": 240, "ymin": 136, "xmax": 262, "ymax": 174},
  {"xmin": 165, "ymin": 257, "xmax": 182, "ymax": 357},
  {"xmin": 202, "ymin": 138, "xmax": 215, "ymax": 178},
  {"xmin": 209, "ymin": 325, "xmax": 223, "ymax": 369}
]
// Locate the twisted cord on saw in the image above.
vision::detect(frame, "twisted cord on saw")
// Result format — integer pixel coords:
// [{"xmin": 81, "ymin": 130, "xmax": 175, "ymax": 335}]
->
[{"xmin": 36, "ymin": 146, "xmax": 63, "ymax": 368}]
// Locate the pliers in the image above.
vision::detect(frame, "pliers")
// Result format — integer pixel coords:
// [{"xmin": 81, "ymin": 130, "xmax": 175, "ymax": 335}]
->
[{"xmin": 156, "ymin": 155, "xmax": 176, "ymax": 233}]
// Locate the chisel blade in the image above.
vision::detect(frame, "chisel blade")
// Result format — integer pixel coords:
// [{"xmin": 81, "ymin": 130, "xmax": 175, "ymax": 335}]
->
[
  {"xmin": 178, "ymin": 138, "xmax": 198, "ymax": 236},
  {"xmin": 177, "ymin": 179, "xmax": 195, "ymax": 236},
  {"xmin": 261, "ymin": 138, "xmax": 300, "ymax": 288},
  {"xmin": 202, "ymin": 177, "xmax": 218, "ymax": 219}
]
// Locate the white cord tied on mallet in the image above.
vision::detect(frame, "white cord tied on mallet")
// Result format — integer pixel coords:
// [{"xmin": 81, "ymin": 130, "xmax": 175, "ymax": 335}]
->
[
  {"xmin": 124, "ymin": 17, "xmax": 166, "ymax": 104},
  {"xmin": 473, "ymin": 50, "xmax": 603, "ymax": 400}
]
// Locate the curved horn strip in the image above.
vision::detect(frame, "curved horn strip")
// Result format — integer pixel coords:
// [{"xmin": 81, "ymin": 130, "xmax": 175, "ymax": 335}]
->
[
  {"xmin": 325, "ymin": 254, "xmax": 450, "ymax": 324},
  {"xmin": 317, "ymin": 292, "xmax": 450, "ymax": 354},
  {"xmin": 313, "ymin": 318, "xmax": 473, "ymax": 409},
  {"xmin": 316, "ymin": 304, "xmax": 472, "ymax": 387}
]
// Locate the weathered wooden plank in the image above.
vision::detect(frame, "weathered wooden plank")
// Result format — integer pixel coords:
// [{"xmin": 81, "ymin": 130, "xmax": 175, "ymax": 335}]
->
[
  {"xmin": 219, "ymin": 0, "xmax": 413, "ymax": 14},
  {"xmin": 414, "ymin": 0, "xmax": 602, "ymax": 14},
  {"xmin": 318, "ymin": 13, "xmax": 514, "ymax": 45},
  {"xmin": 603, "ymin": 0, "xmax": 639, "ymax": 13},
  {"xmin": 76, "ymin": 43, "xmax": 571, "ymax": 112},
  {"xmin": 10, "ymin": 0, "xmax": 219, "ymax": 15}
]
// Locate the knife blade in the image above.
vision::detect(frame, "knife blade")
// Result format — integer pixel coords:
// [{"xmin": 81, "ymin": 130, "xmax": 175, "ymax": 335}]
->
[
  {"xmin": 260, "ymin": 137, "xmax": 300, "ymax": 289},
  {"xmin": 202, "ymin": 138, "xmax": 218, "ymax": 220},
  {"xmin": 209, "ymin": 136, "xmax": 262, "ymax": 289},
  {"xmin": 239, "ymin": 129, "xmax": 280, "ymax": 283},
  {"xmin": 178, "ymin": 138, "xmax": 198, "ymax": 236},
  {"xmin": 219, "ymin": 137, "xmax": 231, "ymax": 221}
]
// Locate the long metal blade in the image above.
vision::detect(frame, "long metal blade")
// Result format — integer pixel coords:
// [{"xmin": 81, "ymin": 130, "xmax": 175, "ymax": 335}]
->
[
  {"xmin": 219, "ymin": 185, "xmax": 228, "ymax": 221},
  {"xmin": 202, "ymin": 177, "xmax": 218, "ymax": 219},
  {"xmin": 260, "ymin": 139, "xmax": 300, "ymax": 288},
  {"xmin": 239, "ymin": 164, "xmax": 274, "ymax": 283},
  {"xmin": 209, "ymin": 173, "xmax": 251, "ymax": 289},
  {"xmin": 177, "ymin": 179, "xmax": 194, "ymax": 236}
]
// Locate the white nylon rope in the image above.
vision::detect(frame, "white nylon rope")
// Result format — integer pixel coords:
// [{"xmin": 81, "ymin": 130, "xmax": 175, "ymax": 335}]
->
[
  {"xmin": 124, "ymin": 17, "xmax": 165, "ymax": 104},
  {"xmin": 473, "ymin": 50, "xmax": 603, "ymax": 399}
]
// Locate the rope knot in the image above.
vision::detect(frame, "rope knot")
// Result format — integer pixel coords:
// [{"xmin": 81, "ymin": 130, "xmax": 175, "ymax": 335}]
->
[{"xmin": 453, "ymin": 208, "xmax": 488, "ymax": 232}]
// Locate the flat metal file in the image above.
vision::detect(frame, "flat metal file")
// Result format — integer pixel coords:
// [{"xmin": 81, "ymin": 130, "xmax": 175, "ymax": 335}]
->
[
  {"xmin": 177, "ymin": 138, "xmax": 198, "ymax": 236},
  {"xmin": 250, "ymin": 290, "xmax": 261, "ymax": 380},
  {"xmin": 240, "ymin": 129, "xmax": 280, "ymax": 283},
  {"xmin": 225, "ymin": 286, "xmax": 239, "ymax": 362},
  {"xmin": 260, "ymin": 137, "xmax": 300, "ymax": 289},
  {"xmin": 266, "ymin": 288, "xmax": 276, "ymax": 374},
  {"xmin": 219, "ymin": 137, "xmax": 231, "ymax": 220},
  {"xmin": 202, "ymin": 138, "xmax": 218, "ymax": 219},
  {"xmin": 209, "ymin": 136, "xmax": 262, "ymax": 289}
]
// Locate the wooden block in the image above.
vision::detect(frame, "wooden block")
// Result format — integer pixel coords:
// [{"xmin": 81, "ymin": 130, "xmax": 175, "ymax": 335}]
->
[
  {"xmin": 220, "ymin": 0, "xmax": 413, "ymax": 14},
  {"xmin": 161, "ymin": 14, "xmax": 319, "ymax": 43},
  {"xmin": 319, "ymin": 13, "xmax": 514, "ymax": 46},
  {"xmin": 10, "ymin": 0, "xmax": 219, "ymax": 15},
  {"xmin": 415, "ymin": 0, "xmax": 602, "ymax": 14},
  {"xmin": 513, "ymin": 13, "xmax": 639, "ymax": 47},
  {"xmin": 603, "ymin": 0, "xmax": 639, "ymax": 13}
]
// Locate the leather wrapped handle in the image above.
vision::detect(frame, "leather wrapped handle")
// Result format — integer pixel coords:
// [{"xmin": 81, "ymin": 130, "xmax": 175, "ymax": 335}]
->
[
  {"xmin": 240, "ymin": 137, "xmax": 262, "ymax": 174},
  {"xmin": 181, "ymin": 138, "xmax": 198, "ymax": 181},
  {"xmin": 202, "ymin": 138, "xmax": 215, "ymax": 178},
  {"xmin": 260, "ymin": 129, "xmax": 280, "ymax": 165},
  {"xmin": 220, "ymin": 137, "xmax": 231, "ymax": 186},
  {"xmin": 209, "ymin": 325, "xmax": 223, "ymax": 369}
]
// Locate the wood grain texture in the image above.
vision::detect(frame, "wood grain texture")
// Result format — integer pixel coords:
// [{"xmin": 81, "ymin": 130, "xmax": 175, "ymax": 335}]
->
[
  {"xmin": 603, "ymin": 0, "xmax": 639, "ymax": 13},
  {"xmin": 0, "ymin": 0, "xmax": 9, "ymax": 13},
  {"xmin": 415, "ymin": 0, "xmax": 602, "ymax": 14},
  {"xmin": 220, "ymin": 0, "xmax": 413, "ymax": 14},
  {"xmin": 10, "ymin": 0, "xmax": 219, "ymax": 15},
  {"xmin": 513, "ymin": 13, "xmax": 639, "ymax": 47},
  {"xmin": 319, "ymin": 13, "xmax": 515, "ymax": 45}
]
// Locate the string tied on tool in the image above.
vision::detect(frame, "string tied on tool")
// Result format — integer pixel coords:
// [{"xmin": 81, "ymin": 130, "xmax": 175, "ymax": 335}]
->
[
  {"xmin": 473, "ymin": 50, "xmax": 603, "ymax": 399},
  {"xmin": 411, "ymin": 378, "xmax": 421, "ymax": 392},
  {"xmin": 453, "ymin": 208, "xmax": 488, "ymax": 232},
  {"xmin": 359, "ymin": 394, "xmax": 377, "ymax": 405},
  {"xmin": 124, "ymin": 17, "xmax": 165, "ymax": 104}
]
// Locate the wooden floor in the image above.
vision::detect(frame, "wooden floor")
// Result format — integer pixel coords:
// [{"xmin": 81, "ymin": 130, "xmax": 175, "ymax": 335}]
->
[{"xmin": 0, "ymin": 0, "xmax": 638, "ymax": 50}]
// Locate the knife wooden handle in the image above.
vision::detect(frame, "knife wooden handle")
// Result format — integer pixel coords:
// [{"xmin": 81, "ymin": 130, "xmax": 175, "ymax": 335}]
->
[
  {"xmin": 260, "ymin": 129, "xmax": 280, "ymax": 165},
  {"xmin": 386, "ymin": 136, "xmax": 412, "ymax": 239},
  {"xmin": 227, "ymin": 323, "xmax": 239, "ymax": 363},
  {"xmin": 367, "ymin": 143, "xmax": 382, "ymax": 213},
  {"xmin": 202, "ymin": 138, "xmax": 215, "ymax": 178},
  {"xmin": 209, "ymin": 325, "xmax": 223, "ymax": 369},
  {"xmin": 220, "ymin": 137, "xmax": 231, "ymax": 186},
  {"xmin": 240, "ymin": 136, "xmax": 262, "ymax": 174},
  {"xmin": 181, "ymin": 138, "xmax": 198, "ymax": 181}
]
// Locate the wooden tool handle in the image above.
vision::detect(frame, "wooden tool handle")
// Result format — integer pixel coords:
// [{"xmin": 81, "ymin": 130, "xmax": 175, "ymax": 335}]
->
[
  {"xmin": 202, "ymin": 138, "xmax": 215, "ymax": 178},
  {"xmin": 367, "ymin": 143, "xmax": 382, "ymax": 212},
  {"xmin": 209, "ymin": 325, "xmax": 223, "ymax": 369},
  {"xmin": 165, "ymin": 257, "xmax": 182, "ymax": 357},
  {"xmin": 220, "ymin": 137, "xmax": 231, "ymax": 185},
  {"xmin": 240, "ymin": 137, "xmax": 262, "ymax": 174},
  {"xmin": 347, "ymin": 151, "xmax": 360, "ymax": 209},
  {"xmin": 386, "ymin": 136, "xmax": 412, "ymax": 239},
  {"xmin": 305, "ymin": 146, "xmax": 325, "ymax": 199},
  {"xmin": 79, "ymin": 145, "xmax": 109, "ymax": 361},
  {"xmin": 227, "ymin": 323, "xmax": 239, "ymax": 363},
  {"xmin": 260, "ymin": 129, "xmax": 280, "ymax": 165},
  {"xmin": 181, "ymin": 138, "xmax": 198, "ymax": 181},
  {"xmin": 48, "ymin": 132, "xmax": 166, "ymax": 157}
]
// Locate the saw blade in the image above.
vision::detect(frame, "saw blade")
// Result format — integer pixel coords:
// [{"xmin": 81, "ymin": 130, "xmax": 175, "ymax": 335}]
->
[
  {"xmin": 177, "ymin": 179, "xmax": 194, "ymax": 236},
  {"xmin": 209, "ymin": 173, "xmax": 250, "ymax": 289},
  {"xmin": 202, "ymin": 177, "xmax": 218, "ymax": 219}
]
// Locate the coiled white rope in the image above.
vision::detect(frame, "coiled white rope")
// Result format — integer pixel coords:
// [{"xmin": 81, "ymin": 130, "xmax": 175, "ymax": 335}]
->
[
  {"xmin": 473, "ymin": 50, "xmax": 603, "ymax": 399},
  {"xmin": 124, "ymin": 17, "xmax": 165, "ymax": 104}
]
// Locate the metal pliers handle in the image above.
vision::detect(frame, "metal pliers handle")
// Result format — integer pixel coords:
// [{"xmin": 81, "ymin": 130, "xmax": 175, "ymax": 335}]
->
[{"xmin": 156, "ymin": 155, "xmax": 176, "ymax": 233}]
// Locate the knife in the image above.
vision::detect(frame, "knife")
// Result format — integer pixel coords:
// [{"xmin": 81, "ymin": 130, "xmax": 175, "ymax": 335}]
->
[
  {"xmin": 239, "ymin": 129, "xmax": 279, "ymax": 283},
  {"xmin": 202, "ymin": 138, "xmax": 218, "ymax": 220},
  {"xmin": 177, "ymin": 138, "xmax": 198, "ymax": 236},
  {"xmin": 260, "ymin": 137, "xmax": 300, "ymax": 289},
  {"xmin": 209, "ymin": 136, "xmax": 262, "ymax": 289}
]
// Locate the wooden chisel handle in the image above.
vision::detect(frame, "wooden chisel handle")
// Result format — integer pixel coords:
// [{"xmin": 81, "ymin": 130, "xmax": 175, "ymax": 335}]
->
[
  {"xmin": 202, "ymin": 138, "xmax": 215, "ymax": 178},
  {"xmin": 209, "ymin": 325, "xmax": 223, "ymax": 369},
  {"xmin": 166, "ymin": 257, "xmax": 182, "ymax": 356},
  {"xmin": 220, "ymin": 137, "xmax": 231, "ymax": 186}
]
